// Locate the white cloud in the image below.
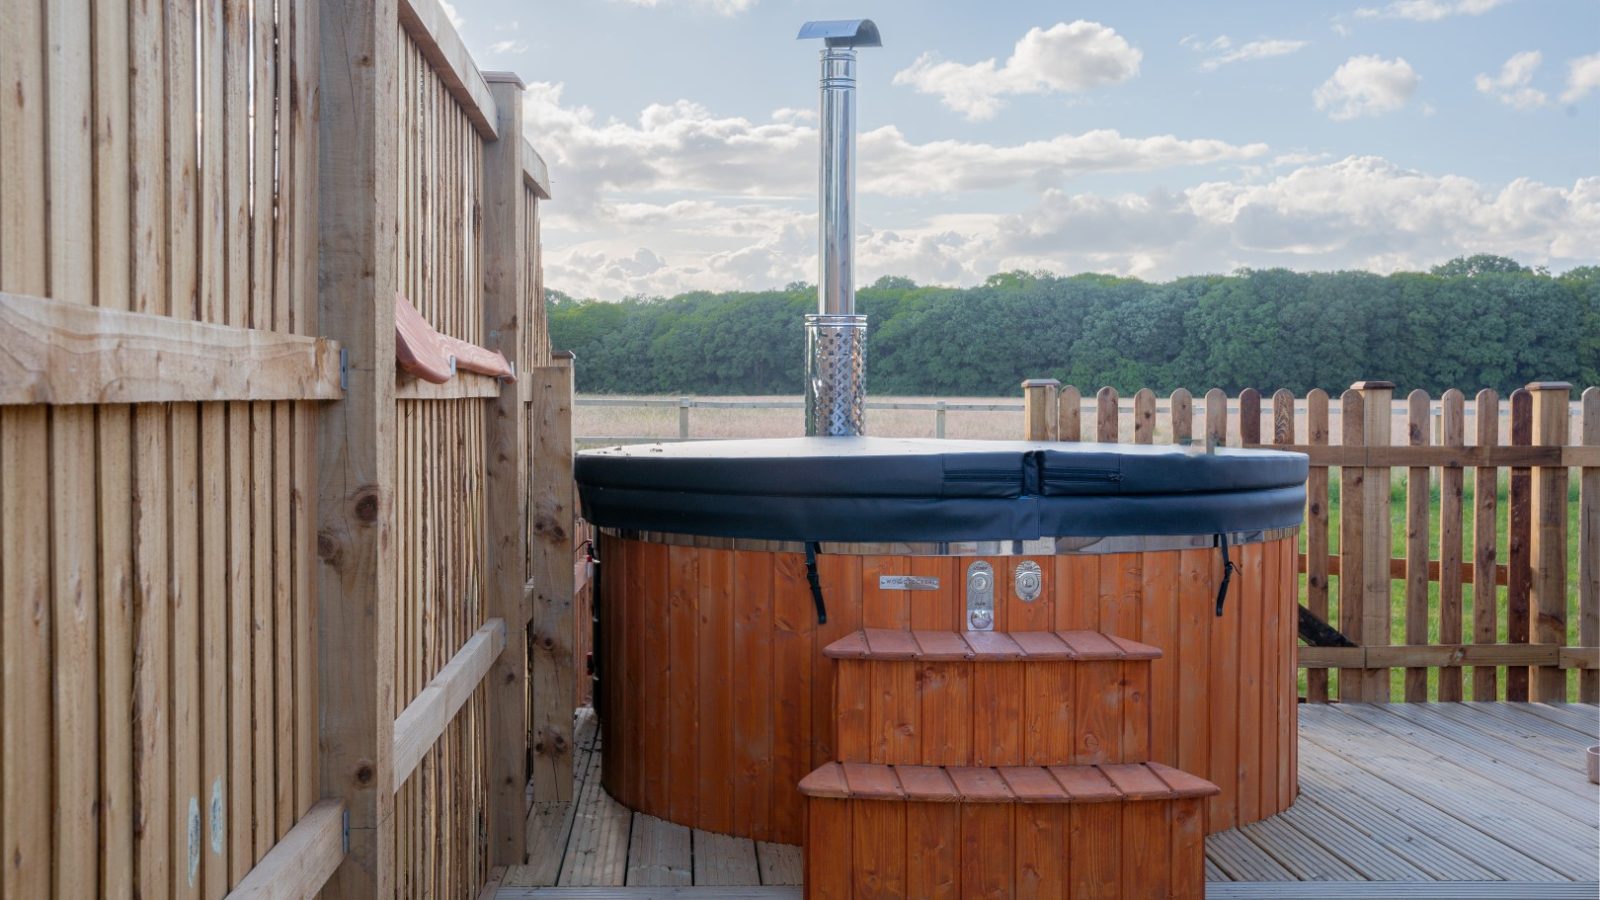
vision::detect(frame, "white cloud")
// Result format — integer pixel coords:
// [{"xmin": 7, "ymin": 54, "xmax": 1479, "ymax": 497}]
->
[
  {"xmin": 1180, "ymin": 35, "xmax": 1233, "ymax": 52},
  {"xmin": 520, "ymin": 81, "xmax": 1265, "ymax": 217},
  {"xmin": 1561, "ymin": 52, "xmax": 1600, "ymax": 103},
  {"xmin": 1355, "ymin": 0, "xmax": 1506, "ymax": 21},
  {"xmin": 488, "ymin": 39, "xmax": 528, "ymax": 54},
  {"xmin": 1314, "ymin": 55, "xmax": 1419, "ymax": 120},
  {"xmin": 892, "ymin": 21, "xmax": 1142, "ymax": 120},
  {"xmin": 1199, "ymin": 39, "xmax": 1310, "ymax": 72},
  {"xmin": 1475, "ymin": 51, "xmax": 1547, "ymax": 109},
  {"xmin": 610, "ymin": 0, "xmax": 756, "ymax": 14},
  {"xmin": 439, "ymin": 0, "xmax": 463, "ymax": 29}
]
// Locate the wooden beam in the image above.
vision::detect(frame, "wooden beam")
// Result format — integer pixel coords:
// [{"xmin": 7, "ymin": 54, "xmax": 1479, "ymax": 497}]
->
[
  {"xmin": 316, "ymin": 0, "xmax": 399, "ymax": 891},
  {"xmin": 521, "ymin": 138, "xmax": 552, "ymax": 199},
  {"xmin": 397, "ymin": 0, "xmax": 497, "ymax": 139},
  {"xmin": 482, "ymin": 73, "xmax": 533, "ymax": 865},
  {"xmin": 1296, "ymin": 643, "xmax": 1595, "ymax": 669},
  {"xmin": 223, "ymin": 800, "xmax": 347, "ymax": 900},
  {"xmin": 1529, "ymin": 382, "xmax": 1571, "ymax": 701},
  {"xmin": 1240, "ymin": 443, "xmax": 1580, "ymax": 468},
  {"xmin": 391, "ymin": 619, "xmax": 508, "ymax": 789},
  {"xmin": 528, "ymin": 359, "xmax": 577, "ymax": 804},
  {"xmin": 0, "ymin": 289, "xmax": 340, "ymax": 404},
  {"xmin": 1298, "ymin": 552, "xmax": 1512, "ymax": 587},
  {"xmin": 394, "ymin": 371, "xmax": 503, "ymax": 401}
]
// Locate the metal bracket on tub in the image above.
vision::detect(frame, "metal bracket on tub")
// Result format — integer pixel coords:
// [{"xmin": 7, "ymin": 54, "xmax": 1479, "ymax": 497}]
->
[
  {"xmin": 1014, "ymin": 560, "xmax": 1043, "ymax": 603},
  {"xmin": 966, "ymin": 561, "xmax": 994, "ymax": 631}
]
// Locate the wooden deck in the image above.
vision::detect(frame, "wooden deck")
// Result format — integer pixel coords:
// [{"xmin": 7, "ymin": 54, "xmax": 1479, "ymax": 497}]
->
[{"xmin": 501, "ymin": 703, "xmax": 1599, "ymax": 898}]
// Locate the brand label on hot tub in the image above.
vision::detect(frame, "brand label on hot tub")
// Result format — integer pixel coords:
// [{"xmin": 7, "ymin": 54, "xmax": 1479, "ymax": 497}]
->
[{"xmin": 879, "ymin": 575, "xmax": 941, "ymax": 591}]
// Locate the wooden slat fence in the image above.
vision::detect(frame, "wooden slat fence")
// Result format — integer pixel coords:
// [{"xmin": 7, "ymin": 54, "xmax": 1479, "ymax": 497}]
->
[
  {"xmin": 1021, "ymin": 380, "xmax": 1599, "ymax": 704},
  {"xmin": 0, "ymin": 0, "xmax": 567, "ymax": 897}
]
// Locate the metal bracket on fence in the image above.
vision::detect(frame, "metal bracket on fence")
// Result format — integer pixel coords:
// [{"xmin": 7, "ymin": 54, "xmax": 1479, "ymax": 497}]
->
[{"xmin": 339, "ymin": 347, "xmax": 350, "ymax": 392}]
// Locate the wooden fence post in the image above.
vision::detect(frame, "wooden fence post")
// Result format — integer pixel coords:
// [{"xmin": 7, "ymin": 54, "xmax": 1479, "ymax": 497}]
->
[
  {"xmin": 482, "ymin": 71, "xmax": 530, "ymax": 863},
  {"xmin": 316, "ymin": 0, "xmax": 399, "ymax": 890},
  {"xmin": 1022, "ymin": 378, "xmax": 1059, "ymax": 441},
  {"xmin": 529, "ymin": 356, "xmax": 577, "ymax": 804},
  {"xmin": 1353, "ymin": 380, "xmax": 1394, "ymax": 702},
  {"xmin": 1528, "ymin": 382, "xmax": 1571, "ymax": 702},
  {"xmin": 1580, "ymin": 387, "xmax": 1598, "ymax": 703}
]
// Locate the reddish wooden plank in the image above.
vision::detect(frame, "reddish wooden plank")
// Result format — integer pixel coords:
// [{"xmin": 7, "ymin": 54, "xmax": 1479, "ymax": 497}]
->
[
  {"xmin": 1071, "ymin": 660, "xmax": 1120, "ymax": 764},
  {"xmin": 1056, "ymin": 630, "xmax": 1124, "ymax": 659},
  {"xmin": 1175, "ymin": 548, "xmax": 1213, "ymax": 781},
  {"xmin": 1054, "ymin": 555, "xmax": 1100, "ymax": 632},
  {"xmin": 1098, "ymin": 552, "xmax": 1141, "ymax": 639},
  {"xmin": 871, "ymin": 659, "xmax": 919, "ymax": 765},
  {"xmin": 1120, "ymin": 658, "xmax": 1151, "ymax": 764},
  {"xmin": 770, "ymin": 551, "xmax": 814, "ymax": 843},
  {"xmin": 1209, "ymin": 535, "xmax": 1240, "ymax": 828},
  {"xmin": 1148, "ymin": 762, "xmax": 1221, "ymax": 799},
  {"xmin": 1023, "ymin": 661, "xmax": 1074, "ymax": 765},
  {"xmin": 1237, "ymin": 541, "xmax": 1264, "ymax": 823},
  {"xmin": 694, "ymin": 550, "xmax": 732, "ymax": 832},
  {"xmin": 835, "ymin": 660, "xmax": 871, "ymax": 763},
  {"xmin": 960, "ymin": 803, "xmax": 1013, "ymax": 898},
  {"xmin": 917, "ymin": 661, "xmax": 972, "ymax": 766},
  {"xmin": 905, "ymin": 801, "xmax": 959, "ymax": 900},
  {"xmin": 1068, "ymin": 803, "xmax": 1120, "ymax": 899},
  {"xmin": 1170, "ymin": 797, "xmax": 1206, "ymax": 900},
  {"xmin": 1339, "ymin": 388, "xmax": 1367, "ymax": 702},
  {"xmin": 805, "ymin": 798, "xmax": 852, "ymax": 900},
  {"xmin": 1010, "ymin": 631, "xmax": 1073, "ymax": 658},
  {"xmin": 1438, "ymin": 389, "xmax": 1467, "ymax": 702},
  {"xmin": 841, "ymin": 763, "xmax": 905, "ymax": 800},
  {"xmin": 908, "ymin": 630, "xmax": 972, "ymax": 661},
  {"xmin": 1123, "ymin": 797, "xmax": 1172, "ymax": 898},
  {"xmin": 663, "ymin": 543, "xmax": 695, "ymax": 821},
  {"xmin": 852, "ymin": 799, "xmax": 906, "ymax": 899},
  {"xmin": 907, "ymin": 556, "xmax": 957, "ymax": 631},
  {"xmin": 1007, "ymin": 557, "xmax": 1054, "ymax": 631},
  {"xmin": 861, "ymin": 555, "xmax": 909, "ymax": 630},
  {"xmin": 1281, "ymin": 537, "xmax": 1298, "ymax": 808},
  {"xmin": 1306, "ymin": 389, "xmax": 1332, "ymax": 703},
  {"xmin": 997, "ymin": 766, "xmax": 1069, "ymax": 802},
  {"xmin": 962, "ymin": 631, "xmax": 1025, "ymax": 659},
  {"xmin": 1261, "ymin": 537, "xmax": 1282, "ymax": 814},
  {"xmin": 862, "ymin": 629, "xmax": 919, "ymax": 660},
  {"xmin": 1405, "ymin": 390, "xmax": 1433, "ymax": 702},
  {"xmin": 972, "ymin": 663, "xmax": 1024, "ymax": 766},
  {"xmin": 1015, "ymin": 803, "xmax": 1067, "ymax": 900},
  {"xmin": 823, "ymin": 630, "xmax": 870, "ymax": 659},
  {"xmin": 1101, "ymin": 763, "xmax": 1173, "ymax": 800},
  {"xmin": 946, "ymin": 766, "xmax": 1014, "ymax": 801},
  {"xmin": 812, "ymin": 554, "xmax": 862, "ymax": 769},
  {"xmin": 1141, "ymin": 550, "xmax": 1180, "ymax": 766},
  {"xmin": 1473, "ymin": 389, "xmax": 1500, "ymax": 701},
  {"xmin": 732, "ymin": 551, "xmax": 774, "ymax": 839},
  {"xmin": 895, "ymin": 765, "xmax": 960, "ymax": 801},
  {"xmin": 1048, "ymin": 765, "xmax": 1120, "ymax": 802},
  {"xmin": 797, "ymin": 762, "xmax": 849, "ymax": 798}
]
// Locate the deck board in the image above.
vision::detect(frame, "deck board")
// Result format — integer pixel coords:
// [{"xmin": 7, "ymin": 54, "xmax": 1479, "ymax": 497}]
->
[{"xmin": 503, "ymin": 703, "xmax": 1600, "ymax": 895}]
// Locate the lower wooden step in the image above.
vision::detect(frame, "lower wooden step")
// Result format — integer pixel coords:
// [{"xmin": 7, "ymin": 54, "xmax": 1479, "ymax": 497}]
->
[
  {"xmin": 799, "ymin": 762, "xmax": 1218, "ymax": 899},
  {"xmin": 826, "ymin": 629, "xmax": 1159, "ymax": 767}
]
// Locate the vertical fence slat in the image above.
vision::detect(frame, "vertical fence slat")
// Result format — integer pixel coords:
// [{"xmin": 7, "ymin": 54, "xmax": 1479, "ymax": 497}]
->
[
  {"xmin": 1022, "ymin": 379, "xmax": 1059, "ymax": 441},
  {"xmin": 1305, "ymin": 390, "xmax": 1331, "ymax": 703},
  {"xmin": 1169, "ymin": 389, "xmax": 1192, "ymax": 446},
  {"xmin": 1404, "ymin": 390, "xmax": 1431, "ymax": 702},
  {"xmin": 1580, "ymin": 388, "xmax": 1598, "ymax": 703},
  {"xmin": 1096, "ymin": 387, "xmax": 1118, "ymax": 442},
  {"xmin": 1338, "ymin": 388, "xmax": 1366, "ymax": 702},
  {"xmin": 1204, "ymin": 389, "xmax": 1227, "ymax": 452},
  {"xmin": 1437, "ymin": 390, "xmax": 1466, "ymax": 702},
  {"xmin": 1238, "ymin": 389, "xmax": 1260, "ymax": 446},
  {"xmin": 1472, "ymin": 390, "xmax": 1501, "ymax": 701},
  {"xmin": 1528, "ymin": 383, "xmax": 1571, "ymax": 702},
  {"xmin": 1133, "ymin": 388, "xmax": 1155, "ymax": 445},
  {"xmin": 1507, "ymin": 388, "xmax": 1533, "ymax": 701},
  {"xmin": 1058, "ymin": 385, "xmax": 1081, "ymax": 442},
  {"xmin": 1356, "ymin": 382, "xmax": 1395, "ymax": 702}
]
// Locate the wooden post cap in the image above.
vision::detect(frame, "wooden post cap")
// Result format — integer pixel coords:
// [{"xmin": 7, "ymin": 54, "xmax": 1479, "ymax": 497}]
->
[
  {"xmin": 1525, "ymin": 381, "xmax": 1572, "ymax": 392},
  {"xmin": 1021, "ymin": 378, "xmax": 1061, "ymax": 389},
  {"xmin": 552, "ymin": 349, "xmax": 576, "ymax": 361},
  {"xmin": 1349, "ymin": 380, "xmax": 1396, "ymax": 391}
]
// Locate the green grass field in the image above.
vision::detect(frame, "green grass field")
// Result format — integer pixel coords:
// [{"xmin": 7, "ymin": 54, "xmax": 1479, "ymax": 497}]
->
[{"xmin": 1306, "ymin": 471, "xmax": 1584, "ymax": 701}]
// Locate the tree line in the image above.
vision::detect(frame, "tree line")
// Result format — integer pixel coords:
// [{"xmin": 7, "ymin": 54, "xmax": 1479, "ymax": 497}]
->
[{"xmin": 547, "ymin": 256, "xmax": 1599, "ymax": 397}]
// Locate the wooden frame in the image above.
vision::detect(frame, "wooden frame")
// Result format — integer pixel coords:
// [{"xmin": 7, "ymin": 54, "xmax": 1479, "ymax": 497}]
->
[
  {"xmin": 528, "ymin": 359, "xmax": 577, "ymax": 804},
  {"xmin": 397, "ymin": 0, "xmax": 498, "ymax": 139},
  {"xmin": 222, "ymin": 800, "xmax": 347, "ymax": 900},
  {"xmin": 0, "ymin": 290, "xmax": 341, "ymax": 404},
  {"xmin": 392, "ymin": 619, "xmax": 508, "ymax": 788}
]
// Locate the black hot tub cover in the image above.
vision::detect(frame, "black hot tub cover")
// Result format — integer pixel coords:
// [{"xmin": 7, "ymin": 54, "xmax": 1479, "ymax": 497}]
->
[{"xmin": 576, "ymin": 437, "xmax": 1307, "ymax": 543}]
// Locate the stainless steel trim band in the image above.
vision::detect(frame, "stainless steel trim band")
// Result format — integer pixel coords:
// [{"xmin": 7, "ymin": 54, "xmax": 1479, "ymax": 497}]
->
[{"xmin": 598, "ymin": 525, "xmax": 1299, "ymax": 557}]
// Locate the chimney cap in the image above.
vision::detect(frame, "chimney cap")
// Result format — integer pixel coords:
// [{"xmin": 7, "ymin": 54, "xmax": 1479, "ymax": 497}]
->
[{"xmin": 797, "ymin": 19, "xmax": 882, "ymax": 48}]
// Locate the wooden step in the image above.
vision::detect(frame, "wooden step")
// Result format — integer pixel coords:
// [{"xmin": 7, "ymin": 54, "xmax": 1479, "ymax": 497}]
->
[
  {"xmin": 799, "ymin": 762, "xmax": 1217, "ymax": 899},
  {"xmin": 826, "ymin": 629, "xmax": 1158, "ymax": 768},
  {"xmin": 822, "ymin": 628, "xmax": 1161, "ymax": 661}
]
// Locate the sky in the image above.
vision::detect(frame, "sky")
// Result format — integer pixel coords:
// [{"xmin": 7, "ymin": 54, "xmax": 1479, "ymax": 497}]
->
[{"xmin": 446, "ymin": 0, "xmax": 1600, "ymax": 301}]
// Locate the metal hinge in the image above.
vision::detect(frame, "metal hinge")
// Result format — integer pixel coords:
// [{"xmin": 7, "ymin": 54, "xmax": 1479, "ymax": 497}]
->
[
  {"xmin": 341, "ymin": 809, "xmax": 350, "ymax": 855},
  {"xmin": 339, "ymin": 347, "xmax": 350, "ymax": 392}
]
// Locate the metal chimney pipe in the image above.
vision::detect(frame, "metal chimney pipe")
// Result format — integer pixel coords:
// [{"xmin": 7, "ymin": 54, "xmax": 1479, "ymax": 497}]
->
[{"xmin": 799, "ymin": 19, "xmax": 879, "ymax": 437}]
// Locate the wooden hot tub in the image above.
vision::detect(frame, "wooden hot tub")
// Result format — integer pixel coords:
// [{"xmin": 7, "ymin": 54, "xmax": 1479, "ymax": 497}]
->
[{"xmin": 579, "ymin": 438, "xmax": 1307, "ymax": 844}]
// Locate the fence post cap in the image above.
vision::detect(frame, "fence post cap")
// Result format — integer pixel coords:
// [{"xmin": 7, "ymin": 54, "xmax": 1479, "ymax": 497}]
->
[
  {"xmin": 482, "ymin": 71, "xmax": 527, "ymax": 89},
  {"xmin": 1349, "ymin": 380, "xmax": 1396, "ymax": 391},
  {"xmin": 1021, "ymin": 378, "xmax": 1061, "ymax": 389},
  {"xmin": 1524, "ymin": 381, "xmax": 1572, "ymax": 392}
]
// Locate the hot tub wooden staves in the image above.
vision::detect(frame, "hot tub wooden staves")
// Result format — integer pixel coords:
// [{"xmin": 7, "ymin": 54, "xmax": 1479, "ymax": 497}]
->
[{"xmin": 596, "ymin": 531, "xmax": 1299, "ymax": 845}]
